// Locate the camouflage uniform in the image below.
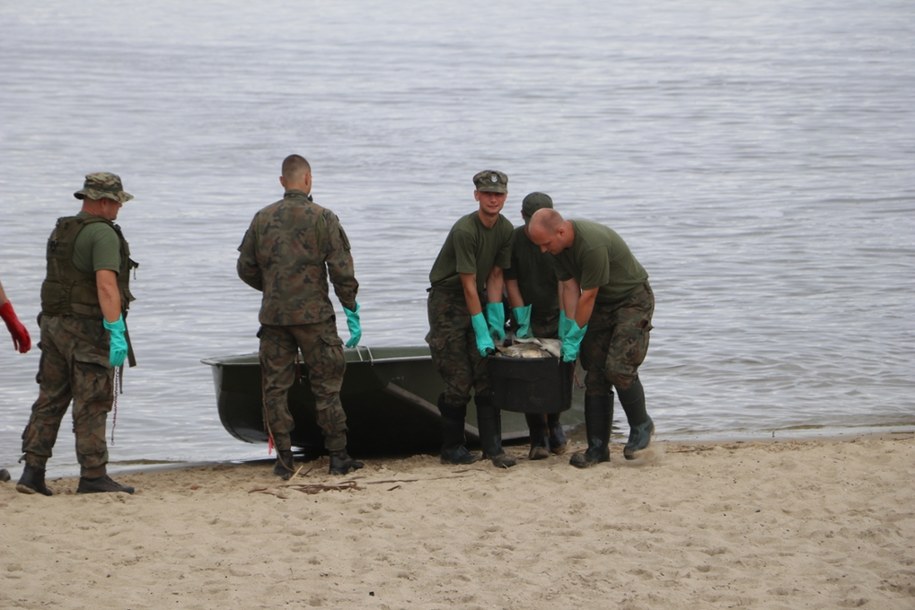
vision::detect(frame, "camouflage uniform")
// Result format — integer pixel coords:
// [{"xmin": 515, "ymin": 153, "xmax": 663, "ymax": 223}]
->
[
  {"xmin": 237, "ymin": 189, "xmax": 358, "ymax": 453},
  {"xmin": 20, "ymin": 172, "xmax": 137, "ymax": 479}
]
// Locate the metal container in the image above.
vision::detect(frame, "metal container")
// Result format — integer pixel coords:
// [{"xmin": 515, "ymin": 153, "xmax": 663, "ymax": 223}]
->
[{"xmin": 488, "ymin": 355, "xmax": 575, "ymax": 413}]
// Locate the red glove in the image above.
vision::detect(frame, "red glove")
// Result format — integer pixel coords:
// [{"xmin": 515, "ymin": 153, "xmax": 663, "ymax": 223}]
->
[{"xmin": 0, "ymin": 301, "xmax": 31, "ymax": 353}]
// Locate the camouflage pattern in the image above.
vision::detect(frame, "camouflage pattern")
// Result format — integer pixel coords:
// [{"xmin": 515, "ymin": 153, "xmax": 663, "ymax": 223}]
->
[
  {"xmin": 73, "ymin": 172, "xmax": 133, "ymax": 203},
  {"xmin": 472, "ymin": 170, "xmax": 508, "ymax": 193},
  {"xmin": 237, "ymin": 190, "xmax": 358, "ymax": 326},
  {"xmin": 425, "ymin": 288, "xmax": 491, "ymax": 408},
  {"xmin": 21, "ymin": 315, "xmax": 114, "ymax": 478},
  {"xmin": 258, "ymin": 321, "xmax": 348, "ymax": 452},
  {"xmin": 579, "ymin": 282, "xmax": 655, "ymax": 395}
]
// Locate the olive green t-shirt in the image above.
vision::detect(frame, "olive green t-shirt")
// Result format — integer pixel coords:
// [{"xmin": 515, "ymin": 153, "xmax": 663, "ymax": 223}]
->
[
  {"xmin": 72, "ymin": 212, "xmax": 121, "ymax": 274},
  {"xmin": 429, "ymin": 211, "xmax": 513, "ymax": 294},
  {"xmin": 553, "ymin": 220, "xmax": 648, "ymax": 304},
  {"xmin": 504, "ymin": 226, "xmax": 559, "ymax": 316}
]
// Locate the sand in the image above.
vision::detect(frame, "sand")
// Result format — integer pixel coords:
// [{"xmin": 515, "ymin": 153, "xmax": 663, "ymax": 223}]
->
[{"xmin": 1, "ymin": 432, "xmax": 913, "ymax": 609}]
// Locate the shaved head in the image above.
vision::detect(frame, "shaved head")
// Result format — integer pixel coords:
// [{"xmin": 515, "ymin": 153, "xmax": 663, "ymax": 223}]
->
[{"xmin": 282, "ymin": 154, "xmax": 311, "ymax": 182}]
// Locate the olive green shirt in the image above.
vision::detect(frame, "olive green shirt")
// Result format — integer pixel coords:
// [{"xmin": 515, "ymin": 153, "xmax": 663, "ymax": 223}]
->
[
  {"xmin": 73, "ymin": 211, "xmax": 120, "ymax": 274},
  {"xmin": 429, "ymin": 211, "xmax": 513, "ymax": 295},
  {"xmin": 553, "ymin": 220, "xmax": 648, "ymax": 305},
  {"xmin": 505, "ymin": 226, "xmax": 559, "ymax": 318}
]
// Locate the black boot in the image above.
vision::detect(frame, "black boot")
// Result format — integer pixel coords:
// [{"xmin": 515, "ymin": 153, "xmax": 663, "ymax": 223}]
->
[
  {"xmin": 273, "ymin": 449, "xmax": 296, "ymax": 480},
  {"xmin": 525, "ymin": 413, "xmax": 550, "ymax": 460},
  {"xmin": 438, "ymin": 396, "xmax": 481, "ymax": 465},
  {"xmin": 77, "ymin": 474, "xmax": 135, "ymax": 494},
  {"xmin": 476, "ymin": 394, "xmax": 517, "ymax": 469},
  {"xmin": 617, "ymin": 376, "xmax": 654, "ymax": 460},
  {"xmin": 16, "ymin": 463, "xmax": 53, "ymax": 496},
  {"xmin": 329, "ymin": 450, "xmax": 364, "ymax": 475},
  {"xmin": 547, "ymin": 412, "xmax": 568, "ymax": 455},
  {"xmin": 570, "ymin": 394, "xmax": 612, "ymax": 468}
]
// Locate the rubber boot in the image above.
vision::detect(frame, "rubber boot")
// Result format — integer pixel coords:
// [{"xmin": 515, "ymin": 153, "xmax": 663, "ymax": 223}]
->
[
  {"xmin": 273, "ymin": 449, "xmax": 296, "ymax": 480},
  {"xmin": 525, "ymin": 413, "xmax": 550, "ymax": 460},
  {"xmin": 476, "ymin": 394, "xmax": 517, "ymax": 469},
  {"xmin": 438, "ymin": 396, "xmax": 481, "ymax": 465},
  {"xmin": 547, "ymin": 412, "xmax": 568, "ymax": 455},
  {"xmin": 16, "ymin": 463, "xmax": 53, "ymax": 496},
  {"xmin": 77, "ymin": 474, "xmax": 135, "ymax": 494},
  {"xmin": 329, "ymin": 450, "xmax": 364, "ymax": 475},
  {"xmin": 569, "ymin": 394, "xmax": 612, "ymax": 468},
  {"xmin": 617, "ymin": 376, "xmax": 654, "ymax": 460}
]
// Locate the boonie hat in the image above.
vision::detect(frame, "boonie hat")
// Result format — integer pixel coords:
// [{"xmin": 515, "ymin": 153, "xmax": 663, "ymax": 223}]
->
[
  {"xmin": 473, "ymin": 170, "xmax": 508, "ymax": 194},
  {"xmin": 521, "ymin": 192, "xmax": 553, "ymax": 220},
  {"xmin": 73, "ymin": 172, "xmax": 133, "ymax": 203}
]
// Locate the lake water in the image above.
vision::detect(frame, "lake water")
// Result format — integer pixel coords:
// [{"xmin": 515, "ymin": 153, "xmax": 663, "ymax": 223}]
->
[{"xmin": 2, "ymin": 0, "xmax": 913, "ymax": 476}]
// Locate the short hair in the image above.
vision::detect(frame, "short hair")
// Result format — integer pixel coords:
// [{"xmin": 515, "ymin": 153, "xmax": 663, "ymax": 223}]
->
[
  {"xmin": 531, "ymin": 208, "xmax": 563, "ymax": 233},
  {"xmin": 282, "ymin": 154, "xmax": 311, "ymax": 182}
]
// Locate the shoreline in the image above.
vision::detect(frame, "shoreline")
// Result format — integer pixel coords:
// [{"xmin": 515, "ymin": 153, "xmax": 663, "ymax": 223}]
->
[{"xmin": 2, "ymin": 432, "xmax": 913, "ymax": 608}]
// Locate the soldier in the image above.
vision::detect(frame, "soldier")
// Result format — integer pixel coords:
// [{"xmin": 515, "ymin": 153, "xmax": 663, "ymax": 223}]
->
[
  {"xmin": 528, "ymin": 208, "xmax": 655, "ymax": 467},
  {"xmin": 426, "ymin": 169, "xmax": 517, "ymax": 468},
  {"xmin": 0, "ymin": 278, "xmax": 31, "ymax": 353},
  {"xmin": 504, "ymin": 192, "xmax": 567, "ymax": 459},
  {"xmin": 237, "ymin": 154, "xmax": 364, "ymax": 479},
  {"xmin": 17, "ymin": 172, "xmax": 138, "ymax": 496}
]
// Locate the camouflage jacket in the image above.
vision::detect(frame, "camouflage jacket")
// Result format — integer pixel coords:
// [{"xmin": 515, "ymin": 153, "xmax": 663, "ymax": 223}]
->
[{"xmin": 237, "ymin": 190, "xmax": 358, "ymax": 326}]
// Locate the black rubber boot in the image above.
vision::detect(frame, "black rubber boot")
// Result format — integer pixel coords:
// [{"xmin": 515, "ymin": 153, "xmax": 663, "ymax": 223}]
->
[
  {"xmin": 273, "ymin": 449, "xmax": 296, "ymax": 480},
  {"xmin": 476, "ymin": 394, "xmax": 517, "ymax": 469},
  {"xmin": 77, "ymin": 474, "xmax": 135, "ymax": 494},
  {"xmin": 16, "ymin": 464, "xmax": 53, "ymax": 496},
  {"xmin": 617, "ymin": 376, "xmax": 654, "ymax": 460},
  {"xmin": 525, "ymin": 413, "xmax": 550, "ymax": 460},
  {"xmin": 438, "ymin": 396, "xmax": 481, "ymax": 465},
  {"xmin": 547, "ymin": 412, "xmax": 568, "ymax": 455},
  {"xmin": 329, "ymin": 451, "xmax": 364, "ymax": 475},
  {"xmin": 569, "ymin": 394, "xmax": 612, "ymax": 468}
]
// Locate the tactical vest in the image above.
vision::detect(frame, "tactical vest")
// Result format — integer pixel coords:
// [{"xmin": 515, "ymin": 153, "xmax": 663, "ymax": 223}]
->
[{"xmin": 40, "ymin": 215, "xmax": 138, "ymax": 318}]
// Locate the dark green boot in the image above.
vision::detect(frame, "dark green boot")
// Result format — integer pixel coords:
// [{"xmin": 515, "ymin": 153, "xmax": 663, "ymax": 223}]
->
[
  {"xmin": 273, "ymin": 449, "xmax": 296, "ymax": 480},
  {"xmin": 525, "ymin": 413, "xmax": 550, "ymax": 460},
  {"xmin": 77, "ymin": 474, "xmax": 135, "ymax": 494},
  {"xmin": 329, "ymin": 450, "xmax": 364, "ymax": 475},
  {"xmin": 570, "ymin": 394, "xmax": 612, "ymax": 468},
  {"xmin": 438, "ymin": 396, "xmax": 481, "ymax": 465},
  {"xmin": 16, "ymin": 463, "xmax": 53, "ymax": 496},
  {"xmin": 547, "ymin": 412, "xmax": 568, "ymax": 455},
  {"xmin": 476, "ymin": 394, "xmax": 517, "ymax": 469},
  {"xmin": 617, "ymin": 377, "xmax": 654, "ymax": 460}
]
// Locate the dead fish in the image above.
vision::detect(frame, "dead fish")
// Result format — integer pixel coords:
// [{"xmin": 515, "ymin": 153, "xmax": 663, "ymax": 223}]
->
[{"xmin": 495, "ymin": 337, "xmax": 562, "ymax": 359}]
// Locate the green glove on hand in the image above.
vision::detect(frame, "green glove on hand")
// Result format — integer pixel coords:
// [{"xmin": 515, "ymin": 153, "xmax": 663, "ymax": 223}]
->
[
  {"xmin": 484, "ymin": 301, "xmax": 506, "ymax": 343},
  {"xmin": 512, "ymin": 305, "xmax": 532, "ymax": 339},
  {"xmin": 343, "ymin": 303, "xmax": 362, "ymax": 348},
  {"xmin": 558, "ymin": 310, "xmax": 572, "ymax": 341},
  {"xmin": 471, "ymin": 312, "xmax": 495, "ymax": 357},
  {"xmin": 103, "ymin": 315, "xmax": 128, "ymax": 367},
  {"xmin": 561, "ymin": 320, "xmax": 588, "ymax": 363}
]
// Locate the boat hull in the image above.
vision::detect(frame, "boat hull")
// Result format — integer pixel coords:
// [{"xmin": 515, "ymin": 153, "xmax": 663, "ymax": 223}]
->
[{"xmin": 202, "ymin": 345, "xmax": 583, "ymax": 455}]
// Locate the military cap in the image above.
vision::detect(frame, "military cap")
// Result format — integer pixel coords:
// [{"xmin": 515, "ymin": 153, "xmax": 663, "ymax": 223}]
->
[
  {"xmin": 73, "ymin": 172, "xmax": 134, "ymax": 203},
  {"xmin": 521, "ymin": 192, "xmax": 553, "ymax": 220},
  {"xmin": 473, "ymin": 170, "xmax": 508, "ymax": 194}
]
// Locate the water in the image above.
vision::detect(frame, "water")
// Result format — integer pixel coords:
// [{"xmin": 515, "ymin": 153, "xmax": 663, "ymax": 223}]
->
[{"xmin": 2, "ymin": 0, "xmax": 913, "ymax": 476}]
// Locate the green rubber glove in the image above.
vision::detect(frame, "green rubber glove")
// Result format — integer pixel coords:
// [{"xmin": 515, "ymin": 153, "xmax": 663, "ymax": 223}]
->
[
  {"xmin": 558, "ymin": 310, "xmax": 572, "ymax": 341},
  {"xmin": 471, "ymin": 312, "xmax": 495, "ymax": 356},
  {"xmin": 561, "ymin": 320, "xmax": 588, "ymax": 363},
  {"xmin": 484, "ymin": 302, "xmax": 506, "ymax": 343},
  {"xmin": 512, "ymin": 305, "xmax": 532, "ymax": 339},
  {"xmin": 343, "ymin": 303, "xmax": 362, "ymax": 348},
  {"xmin": 103, "ymin": 315, "xmax": 128, "ymax": 367}
]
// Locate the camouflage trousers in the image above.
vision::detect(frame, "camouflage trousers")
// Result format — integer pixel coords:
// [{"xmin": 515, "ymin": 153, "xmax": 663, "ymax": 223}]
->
[
  {"xmin": 425, "ymin": 288, "xmax": 490, "ymax": 408},
  {"xmin": 579, "ymin": 282, "xmax": 655, "ymax": 396},
  {"xmin": 258, "ymin": 321, "xmax": 348, "ymax": 452},
  {"xmin": 21, "ymin": 315, "xmax": 114, "ymax": 477}
]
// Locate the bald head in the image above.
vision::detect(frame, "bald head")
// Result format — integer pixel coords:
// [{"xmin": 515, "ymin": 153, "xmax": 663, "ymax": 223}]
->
[{"xmin": 528, "ymin": 208, "xmax": 572, "ymax": 255}]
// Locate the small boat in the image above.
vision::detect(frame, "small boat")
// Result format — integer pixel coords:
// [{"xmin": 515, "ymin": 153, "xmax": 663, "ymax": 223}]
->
[{"xmin": 202, "ymin": 345, "xmax": 584, "ymax": 455}]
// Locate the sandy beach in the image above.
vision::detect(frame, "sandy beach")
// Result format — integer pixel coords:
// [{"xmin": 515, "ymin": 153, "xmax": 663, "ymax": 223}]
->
[{"xmin": 1, "ymin": 432, "xmax": 912, "ymax": 609}]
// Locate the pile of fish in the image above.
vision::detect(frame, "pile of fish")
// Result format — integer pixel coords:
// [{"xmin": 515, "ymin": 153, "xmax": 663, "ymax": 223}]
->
[{"xmin": 494, "ymin": 337, "xmax": 561, "ymax": 359}]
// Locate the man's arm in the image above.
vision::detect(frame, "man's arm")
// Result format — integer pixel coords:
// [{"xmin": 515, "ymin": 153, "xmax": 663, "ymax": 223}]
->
[
  {"xmin": 574, "ymin": 287, "xmax": 598, "ymax": 329},
  {"xmin": 506, "ymin": 278, "xmax": 524, "ymax": 308},
  {"xmin": 96, "ymin": 269, "xmax": 122, "ymax": 323},
  {"xmin": 460, "ymin": 272, "xmax": 482, "ymax": 315},
  {"xmin": 485, "ymin": 266, "xmax": 505, "ymax": 305}
]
